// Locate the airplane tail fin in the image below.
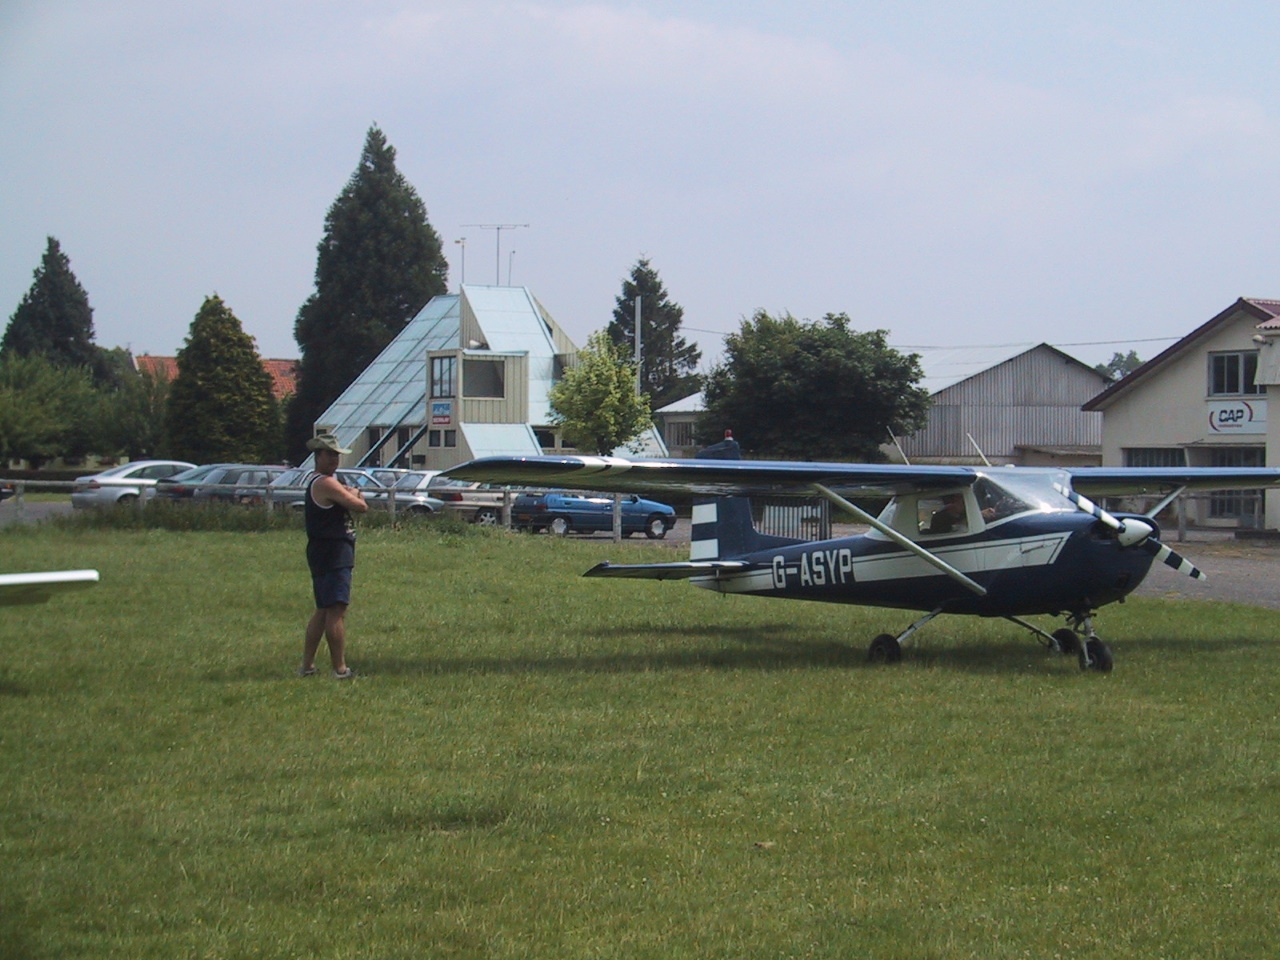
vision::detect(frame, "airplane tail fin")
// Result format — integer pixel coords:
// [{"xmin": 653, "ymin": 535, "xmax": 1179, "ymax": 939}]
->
[{"xmin": 690, "ymin": 434, "xmax": 803, "ymax": 560}]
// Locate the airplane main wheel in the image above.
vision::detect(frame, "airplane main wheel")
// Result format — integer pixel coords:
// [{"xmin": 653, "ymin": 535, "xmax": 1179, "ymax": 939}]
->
[
  {"xmin": 1079, "ymin": 638, "xmax": 1113, "ymax": 673},
  {"xmin": 1052, "ymin": 628, "xmax": 1080, "ymax": 655},
  {"xmin": 867, "ymin": 634, "xmax": 902, "ymax": 664}
]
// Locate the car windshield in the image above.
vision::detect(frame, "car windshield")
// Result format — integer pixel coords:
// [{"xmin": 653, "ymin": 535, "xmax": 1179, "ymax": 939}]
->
[
  {"xmin": 394, "ymin": 473, "xmax": 429, "ymax": 490},
  {"xmin": 163, "ymin": 464, "xmax": 223, "ymax": 483}
]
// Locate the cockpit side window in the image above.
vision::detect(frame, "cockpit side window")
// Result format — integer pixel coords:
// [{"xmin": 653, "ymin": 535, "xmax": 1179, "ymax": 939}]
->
[{"xmin": 919, "ymin": 492, "xmax": 969, "ymax": 535}]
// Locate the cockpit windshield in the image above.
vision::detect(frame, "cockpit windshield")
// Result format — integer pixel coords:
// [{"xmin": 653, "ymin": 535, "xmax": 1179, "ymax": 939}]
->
[{"xmin": 976, "ymin": 470, "xmax": 1074, "ymax": 516}]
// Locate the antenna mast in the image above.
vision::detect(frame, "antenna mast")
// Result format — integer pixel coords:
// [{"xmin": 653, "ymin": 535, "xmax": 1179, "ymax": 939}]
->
[{"xmin": 460, "ymin": 224, "xmax": 529, "ymax": 284}]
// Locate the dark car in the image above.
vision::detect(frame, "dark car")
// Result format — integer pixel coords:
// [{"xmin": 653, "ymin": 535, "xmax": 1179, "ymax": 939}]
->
[
  {"xmin": 153, "ymin": 464, "xmax": 287, "ymax": 504},
  {"xmin": 513, "ymin": 491, "xmax": 675, "ymax": 538}
]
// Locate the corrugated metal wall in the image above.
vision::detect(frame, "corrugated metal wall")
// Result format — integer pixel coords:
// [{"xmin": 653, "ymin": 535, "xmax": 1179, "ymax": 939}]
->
[{"xmin": 898, "ymin": 347, "xmax": 1105, "ymax": 460}]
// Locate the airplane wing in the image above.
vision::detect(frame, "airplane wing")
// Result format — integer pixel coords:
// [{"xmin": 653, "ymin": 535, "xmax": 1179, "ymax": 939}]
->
[
  {"xmin": 444, "ymin": 455, "xmax": 977, "ymax": 498},
  {"xmin": 445, "ymin": 456, "xmax": 1280, "ymax": 500},
  {"xmin": 0, "ymin": 570, "xmax": 100, "ymax": 607},
  {"xmin": 1065, "ymin": 467, "xmax": 1280, "ymax": 497},
  {"xmin": 584, "ymin": 560, "xmax": 751, "ymax": 580}
]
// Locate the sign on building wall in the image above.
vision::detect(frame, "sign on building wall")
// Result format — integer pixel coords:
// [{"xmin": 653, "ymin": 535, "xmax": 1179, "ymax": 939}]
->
[
  {"xmin": 431, "ymin": 401, "xmax": 453, "ymax": 426},
  {"xmin": 1207, "ymin": 398, "xmax": 1266, "ymax": 434}
]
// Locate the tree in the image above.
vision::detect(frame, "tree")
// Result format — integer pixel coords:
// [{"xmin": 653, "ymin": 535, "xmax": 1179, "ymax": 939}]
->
[
  {"xmin": 96, "ymin": 364, "xmax": 172, "ymax": 460},
  {"xmin": 697, "ymin": 311, "xmax": 930, "ymax": 461},
  {"xmin": 0, "ymin": 353, "xmax": 98, "ymax": 467},
  {"xmin": 287, "ymin": 125, "xmax": 449, "ymax": 461},
  {"xmin": 606, "ymin": 259, "xmax": 701, "ymax": 410},
  {"xmin": 1095, "ymin": 350, "xmax": 1142, "ymax": 381},
  {"xmin": 549, "ymin": 331, "xmax": 653, "ymax": 455},
  {"xmin": 2, "ymin": 237, "xmax": 98, "ymax": 370},
  {"xmin": 166, "ymin": 296, "xmax": 278, "ymax": 464}
]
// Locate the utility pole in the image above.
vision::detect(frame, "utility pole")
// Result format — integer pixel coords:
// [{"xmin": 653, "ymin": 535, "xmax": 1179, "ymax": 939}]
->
[
  {"xmin": 461, "ymin": 224, "xmax": 529, "ymax": 284},
  {"xmin": 634, "ymin": 295, "xmax": 642, "ymax": 397}
]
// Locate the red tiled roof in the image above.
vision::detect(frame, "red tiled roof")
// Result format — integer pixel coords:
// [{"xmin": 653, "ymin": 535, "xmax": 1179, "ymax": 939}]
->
[{"xmin": 135, "ymin": 354, "xmax": 298, "ymax": 401}]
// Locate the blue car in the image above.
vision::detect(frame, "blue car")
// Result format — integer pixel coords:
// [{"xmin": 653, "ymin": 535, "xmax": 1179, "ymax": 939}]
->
[{"xmin": 513, "ymin": 491, "xmax": 675, "ymax": 538}]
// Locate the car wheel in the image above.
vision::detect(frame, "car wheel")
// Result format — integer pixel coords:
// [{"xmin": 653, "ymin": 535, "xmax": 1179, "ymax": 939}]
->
[
  {"xmin": 409, "ymin": 505, "xmax": 433, "ymax": 515},
  {"xmin": 549, "ymin": 516, "xmax": 571, "ymax": 536},
  {"xmin": 473, "ymin": 507, "xmax": 499, "ymax": 525},
  {"xmin": 644, "ymin": 515, "xmax": 668, "ymax": 539},
  {"xmin": 117, "ymin": 493, "xmax": 138, "ymax": 505}
]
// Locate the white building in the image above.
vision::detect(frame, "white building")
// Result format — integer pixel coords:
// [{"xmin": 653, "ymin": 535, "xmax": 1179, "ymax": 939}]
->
[
  {"xmin": 1083, "ymin": 297, "xmax": 1279, "ymax": 529},
  {"xmin": 313, "ymin": 285, "xmax": 666, "ymax": 471}
]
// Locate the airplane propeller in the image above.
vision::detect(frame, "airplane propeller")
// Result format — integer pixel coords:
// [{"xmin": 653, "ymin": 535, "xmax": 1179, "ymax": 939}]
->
[{"xmin": 1053, "ymin": 483, "xmax": 1206, "ymax": 581}]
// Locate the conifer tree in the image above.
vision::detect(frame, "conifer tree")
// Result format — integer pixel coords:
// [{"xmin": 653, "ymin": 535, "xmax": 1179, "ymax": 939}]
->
[
  {"xmin": 286, "ymin": 125, "xmax": 448, "ymax": 461},
  {"xmin": 166, "ymin": 296, "xmax": 277, "ymax": 463},
  {"xmin": 2, "ymin": 237, "xmax": 98, "ymax": 370},
  {"xmin": 606, "ymin": 259, "xmax": 701, "ymax": 410}
]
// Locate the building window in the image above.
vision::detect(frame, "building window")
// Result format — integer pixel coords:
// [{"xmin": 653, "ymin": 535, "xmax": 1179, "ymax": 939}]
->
[
  {"xmin": 1208, "ymin": 447, "xmax": 1264, "ymax": 520},
  {"xmin": 1124, "ymin": 448, "xmax": 1187, "ymax": 468},
  {"xmin": 667, "ymin": 420, "xmax": 695, "ymax": 448},
  {"xmin": 365, "ymin": 426, "xmax": 383, "ymax": 467},
  {"xmin": 463, "ymin": 359, "xmax": 505, "ymax": 398},
  {"xmin": 428, "ymin": 430, "xmax": 441, "ymax": 447},
  {"xmin": 444, "ymin": 430, "xmax": 457, "ymax": 447},
  {"xmin": 1208, "ymin": 351, "xmax": 1260, "ymax": 396},
  {"xmin": 431, "ymin": 356, "xmax": 456, "ymax": 398}
]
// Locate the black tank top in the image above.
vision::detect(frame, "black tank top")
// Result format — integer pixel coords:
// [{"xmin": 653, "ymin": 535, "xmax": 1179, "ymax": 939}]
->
[{"xmin": 305, "ymin": 474, "xmax": 356, "ymax": 543}]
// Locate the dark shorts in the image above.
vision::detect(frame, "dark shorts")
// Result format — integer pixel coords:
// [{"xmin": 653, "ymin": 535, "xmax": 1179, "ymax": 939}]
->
[
  {"xmin": 312, "ymin": 565, "xmax": 353, "ymax": 608},
  {"xmin": 307, "ymin": 538, "xmax": 355, "ymax": 608}
]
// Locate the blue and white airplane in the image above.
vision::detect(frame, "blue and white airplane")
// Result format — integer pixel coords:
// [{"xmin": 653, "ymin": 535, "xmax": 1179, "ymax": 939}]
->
[{"xmin": 445, "ymin": 438, "xmax": 1280, "ymax": 671}]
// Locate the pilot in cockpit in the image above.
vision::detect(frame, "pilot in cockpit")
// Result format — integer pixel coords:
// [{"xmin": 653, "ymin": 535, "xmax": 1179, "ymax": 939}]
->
[{"xmin": 926, "ymin": 493, "xmax": 969, "ymax": 534}]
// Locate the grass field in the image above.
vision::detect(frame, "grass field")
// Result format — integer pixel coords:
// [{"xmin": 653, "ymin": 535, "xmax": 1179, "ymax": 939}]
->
[{"xmin": 3, "ymin": 520, "xmax": 1280, "ymax": 958}]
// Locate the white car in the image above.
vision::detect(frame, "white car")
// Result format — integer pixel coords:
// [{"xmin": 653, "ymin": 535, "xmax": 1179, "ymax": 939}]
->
[{"xmin": 70, "ymin": 460, "xmax": 197, "ymax": 509}]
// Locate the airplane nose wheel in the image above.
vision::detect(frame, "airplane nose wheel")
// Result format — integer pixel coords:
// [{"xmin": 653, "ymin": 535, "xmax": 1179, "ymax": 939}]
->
[
  {"xmin": 867, "ymin": 633, "xmax": 902, "ymax": 664},
  {"xmin": 1067, "ymin": 614, "xmax": 1112, "ymax": 672},
  {"xmin": 1080, "ymin": 638, "xmax": 1113, "ymax": 672}
]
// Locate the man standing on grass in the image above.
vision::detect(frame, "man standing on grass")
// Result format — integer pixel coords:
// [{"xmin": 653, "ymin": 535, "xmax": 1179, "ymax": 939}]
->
[{"xmin": 298, "ymin": 433, "xmax": 367, "ymax": 679}]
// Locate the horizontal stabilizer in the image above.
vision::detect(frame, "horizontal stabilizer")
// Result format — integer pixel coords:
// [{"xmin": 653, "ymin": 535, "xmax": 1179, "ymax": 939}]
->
[
  {"xmin": 583, "ymin": 560, "xmax": 751, "ymax": 580},
  {"xmin": 0, "ymin": 569, "xmax": 100, "ymax": 607}
]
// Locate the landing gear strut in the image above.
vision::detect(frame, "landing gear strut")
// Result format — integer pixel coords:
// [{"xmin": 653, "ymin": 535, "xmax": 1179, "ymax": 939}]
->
[{"xmin": 868, "ymin": 609, "xmax": 1113, "ymax": 671}]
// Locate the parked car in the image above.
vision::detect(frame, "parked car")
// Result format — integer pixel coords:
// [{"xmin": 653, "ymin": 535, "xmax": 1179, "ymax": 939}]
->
[
  {"xmin": 513, "ymin": 491, "xmax": 675, "ymax": 538},
  {"xmin": 152, "ymin": 463, "xmax": 288, "ymax": 504},
  {"xmin": 387, "ymin": 471, "xmax": 447, "ymax": 514},
  {"xmin": 153, "ymin": 464, "xmax": 238, "ymax": 502},
  {"xmin": 268, "ymin": 468, "xmax": 443, "ymax": 514},
  {"xmin": 426, "ymin": 476, "xmax": 517, "ymax": 525},
  {"xmin": 71, "ymin": 460, "xmax": 197, "ymax": 509},
  {"xmin": 200, "ymin": 465, "xmax": 288, "ymax": 503}
]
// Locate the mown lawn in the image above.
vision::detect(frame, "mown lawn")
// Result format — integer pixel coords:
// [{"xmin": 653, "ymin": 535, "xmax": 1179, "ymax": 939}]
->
[{"xmin": 2, "ymin": 522, "xmax": 1279, "ymax": 958}]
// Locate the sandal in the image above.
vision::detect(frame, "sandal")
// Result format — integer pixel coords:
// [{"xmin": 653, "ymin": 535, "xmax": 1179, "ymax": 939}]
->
[
  {"xmin": 333, "ymin": 667, "xmax": 355, "ymax": 680},
  {"xmin": 297, "ymin": 665, "xmax": 317, "ymax": 677}
]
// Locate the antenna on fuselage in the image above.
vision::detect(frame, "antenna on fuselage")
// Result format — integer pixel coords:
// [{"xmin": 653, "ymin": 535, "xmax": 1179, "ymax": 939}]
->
[
  {"xmin": 967, "ymin": 433, "xmax": 993, "ymax": 467},
  {"xmin": 886, "ymin": 427, "xmax": 910, "ymax": 465}
]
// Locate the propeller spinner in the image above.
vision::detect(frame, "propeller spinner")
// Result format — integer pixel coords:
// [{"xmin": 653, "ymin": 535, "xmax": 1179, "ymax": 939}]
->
[{"xmin": 1053, "ymin": 483, "xmax": 1206, "ymax": 581}]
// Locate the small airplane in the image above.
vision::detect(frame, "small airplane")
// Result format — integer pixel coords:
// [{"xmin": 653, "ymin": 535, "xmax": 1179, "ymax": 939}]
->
[
  {"xmin": 0, "ymin": 570, "xmax": 100, "ymax": 607},
  {"xmin": 444, "ymin": 436, "xmax": 1280, "ymax": 671}
]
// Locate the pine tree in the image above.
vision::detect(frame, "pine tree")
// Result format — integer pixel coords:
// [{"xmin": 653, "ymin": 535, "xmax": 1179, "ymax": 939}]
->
[
  {"xmin": 286, "ymin": 125, "xmax": 449, "ymax": 461},
  {"xmin": 606, "ymin": 259, "xmax": 701, "ymax": 410},
  {"xmin": 2, "ymin": 237, "xmax": 98, "ymax": 369},
  {"xmin": 166, "ymin": 296, "xmax": 278, "ymax": 464}
]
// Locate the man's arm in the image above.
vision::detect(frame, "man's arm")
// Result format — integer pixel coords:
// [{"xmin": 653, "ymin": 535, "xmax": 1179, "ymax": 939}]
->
[{"xmin": 313, "ymin": 474, "xmax": 369, "ymax": 513}]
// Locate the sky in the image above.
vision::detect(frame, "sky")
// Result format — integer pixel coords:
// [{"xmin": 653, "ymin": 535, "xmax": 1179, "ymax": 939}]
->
[{"xmin": 6, "ymin": 1, "xmax": 1280, "ymax": 373}]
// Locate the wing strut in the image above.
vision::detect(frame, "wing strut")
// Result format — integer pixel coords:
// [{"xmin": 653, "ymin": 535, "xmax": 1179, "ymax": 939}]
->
[{"xmin": 810, "ymin": 483, "xmax": 987, "ymax": 597}]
